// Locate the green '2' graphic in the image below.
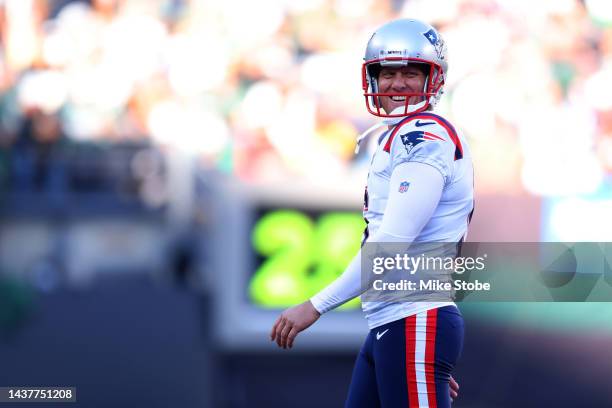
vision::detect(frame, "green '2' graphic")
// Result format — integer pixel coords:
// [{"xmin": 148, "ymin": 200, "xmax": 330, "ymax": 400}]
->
[{"xmin": 249, "ymin": 210, "xmax": 364, "ymax": 309}]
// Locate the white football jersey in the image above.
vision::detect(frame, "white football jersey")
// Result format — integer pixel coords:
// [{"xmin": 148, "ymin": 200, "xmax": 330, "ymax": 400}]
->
[{"xmin": 361, "ymin": 112, "xmax": 474, "ymax": 329}]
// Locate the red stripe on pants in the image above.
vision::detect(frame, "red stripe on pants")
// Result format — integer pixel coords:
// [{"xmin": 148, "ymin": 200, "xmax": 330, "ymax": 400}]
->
[
  {"xmin": 405, "ymin": 315, "xmax": 419, "ymax": 408},
  {"xmin": 425, "ymin": 309, "xmax": 438, "ymax": 408}
]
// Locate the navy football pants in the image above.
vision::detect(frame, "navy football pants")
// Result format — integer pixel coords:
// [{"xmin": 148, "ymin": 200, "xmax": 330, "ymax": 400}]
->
[{"xmin": 345, "ymin": 306, "xmax": 464, "ymax": 408}]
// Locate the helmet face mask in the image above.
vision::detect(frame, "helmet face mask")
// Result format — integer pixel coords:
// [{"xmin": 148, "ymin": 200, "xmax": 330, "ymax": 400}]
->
[{"xmin": 362, "ymin": 20, "xmax": 448, "ymax": 118}]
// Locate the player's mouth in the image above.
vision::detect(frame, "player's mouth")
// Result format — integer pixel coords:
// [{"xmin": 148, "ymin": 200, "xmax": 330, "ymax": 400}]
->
[
  {"xmin": 386, "ymin": 95, "xmax": 412, "ymax": 110},
  {"xmin": 380, "ymin": 93, "xmax": 427, "ymax": 114},
  {"xmin": 385, "ymin": 94, "xmax": 424, "ymax": 107}
]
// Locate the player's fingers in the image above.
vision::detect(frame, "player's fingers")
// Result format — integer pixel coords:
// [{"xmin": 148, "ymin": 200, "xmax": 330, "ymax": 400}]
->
[
  {"xmin": 270, "ymin": 316, "xmax": 282, "ymax": 341},
  {"xmin": 287, "ymin": 327, "xmax": 299, "ymax": 349},
  {"xmin": 449, "ymin": 376, "xmax": 459, "ymax": 399},
  {"xmin": 279, "ymin": 321, "xmax": 293, "ymax": 348},
  {"xmin": 275, "ymin": 318, "xmax": 288, "ymax": 347},
  {"xmin": 274, "ymin": 318, "xmax": 287, "ymax": 346},
  {"xmin": 450, "ymin": 376, "xmax": 459, "ymax": 391}
]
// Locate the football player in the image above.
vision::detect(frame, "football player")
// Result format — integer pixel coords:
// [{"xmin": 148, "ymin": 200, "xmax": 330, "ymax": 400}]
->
[{"xmin": 270, "ymin": 19, "xmax": 474, "ymax": 408}]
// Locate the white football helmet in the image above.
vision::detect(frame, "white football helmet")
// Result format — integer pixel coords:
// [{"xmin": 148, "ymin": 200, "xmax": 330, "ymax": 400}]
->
[{"xmin": 362, "ymin": 19, "xmax": 448, "ymax": 117}]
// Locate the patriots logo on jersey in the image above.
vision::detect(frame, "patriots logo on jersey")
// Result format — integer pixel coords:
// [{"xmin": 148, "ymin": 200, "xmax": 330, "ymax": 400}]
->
[{"xmin": 399, "ymin": 130, "xmax": 444, "ymax": 154}]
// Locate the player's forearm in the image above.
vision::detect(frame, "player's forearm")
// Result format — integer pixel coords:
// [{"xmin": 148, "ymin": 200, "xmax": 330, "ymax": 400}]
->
[
  {"xmin": 310, "ymin": 251, "xmax": 362, "ymax": 313},
  {"xmin": 310, "ymin": 162, "xmax": 444, "ymax": 314}
]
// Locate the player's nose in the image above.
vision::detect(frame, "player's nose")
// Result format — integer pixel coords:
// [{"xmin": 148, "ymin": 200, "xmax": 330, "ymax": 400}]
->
[{"xmin": 390, "ymin": 75, "xmax": 410, "ymax": 91}]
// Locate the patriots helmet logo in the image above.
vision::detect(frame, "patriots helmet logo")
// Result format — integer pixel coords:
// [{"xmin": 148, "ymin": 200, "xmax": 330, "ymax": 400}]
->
[
  {"xmin": 423, "ymin": 28, "xmax": 445, "ymax": 60},
  {"xmin": 400, "ymin": 130, "xmax": 444, "ymax": 153},
  {"xmin": 424, "ymin": 28, "xmax": 438, "ymax": 46}
]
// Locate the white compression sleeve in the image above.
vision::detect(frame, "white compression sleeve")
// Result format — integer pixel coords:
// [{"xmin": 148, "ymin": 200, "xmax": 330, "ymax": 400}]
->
[{"xmin": 310, "ymin": 162, "xmax": 444, "ymax": 314}]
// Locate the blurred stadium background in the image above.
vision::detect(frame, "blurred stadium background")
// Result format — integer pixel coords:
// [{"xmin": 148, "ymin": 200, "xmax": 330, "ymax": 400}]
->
[{"xmin": 1, "ymin": 0, "xmax": 612, "ymax": 406}]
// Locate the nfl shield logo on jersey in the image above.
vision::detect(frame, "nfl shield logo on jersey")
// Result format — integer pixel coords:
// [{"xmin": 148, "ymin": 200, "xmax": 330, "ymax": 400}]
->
[{"xmin": 398, "ymin": 181, "xmax": 410, "ymax": 193}]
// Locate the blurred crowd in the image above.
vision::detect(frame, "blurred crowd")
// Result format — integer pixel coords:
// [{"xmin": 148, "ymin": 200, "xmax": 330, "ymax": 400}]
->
[{"xmin": 0, "ymin": 0, "xmax": 611, "ymax": 197}]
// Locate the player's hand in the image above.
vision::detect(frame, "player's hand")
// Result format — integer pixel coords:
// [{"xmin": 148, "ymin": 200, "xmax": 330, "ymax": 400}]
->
[
  {"xmin": 270, "ymin": 300, "xmax": 321, "ymax": 349},
  {"xmin": 450, "ymin": 376, "xmax": 460, "ymax": 401}
]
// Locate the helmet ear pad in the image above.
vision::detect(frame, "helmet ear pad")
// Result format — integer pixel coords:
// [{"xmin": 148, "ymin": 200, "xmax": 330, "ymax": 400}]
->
[
  {"xmin": 367, "ymin": 63, "xmax": 382, "ymax": 81},
  {"xmin": 366, "ymin": 64, "xmax": 381, "ymax": 108}
]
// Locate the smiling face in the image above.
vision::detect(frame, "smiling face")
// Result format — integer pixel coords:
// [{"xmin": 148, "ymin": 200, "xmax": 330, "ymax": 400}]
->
[{"xmin": 377, "ymin": 64, "xmax": 428, "ymax": 115}]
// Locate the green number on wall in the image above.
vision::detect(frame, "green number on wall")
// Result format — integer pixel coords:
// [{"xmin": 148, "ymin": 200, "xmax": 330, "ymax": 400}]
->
[{"xmin": 250, "ymin": 210, "xmax": 364, "ymax": 309}]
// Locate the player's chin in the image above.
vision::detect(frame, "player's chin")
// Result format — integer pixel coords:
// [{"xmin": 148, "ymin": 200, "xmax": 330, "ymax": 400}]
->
[
  {"xmin": 380, "ymin": 96, "xmax": 428, "ymax": 114},
  {"xmin": 409, "ymin": 96, "xmax": 427, "ymax": 106}
]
